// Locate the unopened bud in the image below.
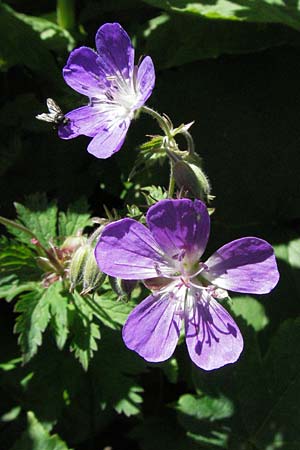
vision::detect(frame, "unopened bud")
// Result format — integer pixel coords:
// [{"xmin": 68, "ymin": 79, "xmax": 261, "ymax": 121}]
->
[
  {"xmin": 36, "ymin": 256, "xmax": 57, "ymax": 273},
  {"xmin": 61, "ymin": 235, "xmax": 86, "ymax": 252},
  {"xmin": 69, "ymin": 243, "xmax": 90, "ymax": 290},
  {"xmin": 81, "ymin": 251, "xmax": 105, "ymax": 295},
  {"xmin": 174, "ymin": 154, "xmax": 211, "ymax": 201}
]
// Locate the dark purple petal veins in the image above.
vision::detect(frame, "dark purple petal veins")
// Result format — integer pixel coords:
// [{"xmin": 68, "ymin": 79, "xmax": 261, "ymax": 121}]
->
[
  {"xmin": 95, "ymin": 23, "xmax": 134, "ymax": 80},
  {"xmin": 185, "ymin": 291, "xmax": 243, "ymax": 370},
  {"xmin": 146, "ymin": 199, "xmax": 210, "ymax": 265}
]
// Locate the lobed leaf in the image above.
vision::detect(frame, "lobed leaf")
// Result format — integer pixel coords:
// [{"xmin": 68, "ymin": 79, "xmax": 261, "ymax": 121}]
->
[
  {"xmin": 14, "ymin": 286, "xmax": 54, "ymax": 363},
  {"xmin": 12, "ymin": 193, "xmax": 58, "ymax": 247},
  {"xmin": 58, "ymin": 198, "xmax": 92, "ymax": 239},
  {"xmin": 10, "ymin": 411, "xmax": 71, "ymax": 450}
]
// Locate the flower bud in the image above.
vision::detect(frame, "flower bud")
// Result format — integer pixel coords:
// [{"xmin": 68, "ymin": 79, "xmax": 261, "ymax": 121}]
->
[
  {"xmin": 81, "ymin": 251, "xmax": 105, "ymax": 295},
  {"xmin": 61, "ymin": 235, "xmax": 86, "ymax": 252},
  {"xmin": 173, "ymin": 153, "xmax": 211, "ymax": 201},
  {"xmin": 36, "ymin": 256, "xmax": 57, "ymax": 273},
  {"xmin": 69, "ymin": 243, "xmax": 90, "ymax": 290}
]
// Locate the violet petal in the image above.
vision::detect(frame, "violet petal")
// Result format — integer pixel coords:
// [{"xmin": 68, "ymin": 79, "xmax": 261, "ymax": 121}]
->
[
  {"xmin": 95, "ymin": 218, "xmax": 171, "ymax": 279},
  {"xmin": 58, "ymin": 106, "xmax": 107, "ymax": 139},
  {"xmin": 63, "ymin": 46, "xmax": 106, "ymax": 97},
  {"xmin": 146, "ymin": 199, "xmax": 210, "ymax": 263},
  {"xmin": 122, "ymin": 292, "xmax": 182, "ymax": 362},
  {"xmin": 87, "ymin": 118, "xmax": 131, "ymax": 159},
  {"xmin": 95, "ymin": 23, "xmax": 134, "ymax": 80},
  {"xmin": 204, "ymin": 237, "xmax": 279, "ymax": 294},
  {"xmin": 135, "ymin": 56, "xmax": 156, "ymax": 108},
  {"xmin": 185, "ymin": 291, "xmax": 243, "ymax": 370}
]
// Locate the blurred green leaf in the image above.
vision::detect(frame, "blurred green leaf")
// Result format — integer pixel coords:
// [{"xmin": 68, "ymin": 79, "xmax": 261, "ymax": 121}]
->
[
  {"xmin": 228, "ymin": 295, "xmax": 269, "ymax": 331},
  {"xmin": 177, "ymin": 393, "xmax": 234, "ymax": 421},
  {"xmin": 253, "ymin": 318, "xmax": 300, "ymax": 449},
  {"xmin": 0, "ymin": 3, "xmax": 60, "ymax": 81},
  {"xmin": 88, "ymin": 327, "xmax": 146, "ymax": 417},
  {"xmin": 142, "ymin": 0, "xmax": 300, "ymax": 31},
  {"xmin": 142, "ymin": 12, "xmax": 294, "ymax": 69},
  {"xmin": 15, "ymin": 11, "xmax": 75, "ymax": 52},
  {"xmin": 10, "ymin": 411, "xmax": 71, "ymax": 450},
  {"xmin": 176, "ymin": 393, "xmax": 233, "ymax": 447}
]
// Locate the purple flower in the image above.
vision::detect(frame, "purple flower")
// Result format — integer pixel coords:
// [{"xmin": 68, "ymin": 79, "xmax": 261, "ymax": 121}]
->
[
  {"xmin": 95, "ymin": 199, "xmax": 279, "ymax": 370},
  {"xmin": 59, "ymin": 23, "xmax": 155, "ymax": 159}
]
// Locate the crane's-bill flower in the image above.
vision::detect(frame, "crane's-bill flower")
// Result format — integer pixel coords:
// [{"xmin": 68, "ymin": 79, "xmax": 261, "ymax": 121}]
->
[
  {"xmin": 59, "ymin": 23, "xmax": 155, "ymax": 159},
  {"xmin": 95, "ymin": 199, "xmax": 279, "ymax": 370}
]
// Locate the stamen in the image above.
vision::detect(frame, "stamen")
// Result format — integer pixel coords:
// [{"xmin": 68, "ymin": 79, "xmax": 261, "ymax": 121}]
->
[
  {"xmin": 189, "ymin": 280, "xmax": 210, "ymax": 291},
  {"xmin": 105, "ymin": 91, "xmax": 114, "ymax": 101},
  {"xmin": 190, "ymin": 262, "xmax": 209, "ymax": 279}
]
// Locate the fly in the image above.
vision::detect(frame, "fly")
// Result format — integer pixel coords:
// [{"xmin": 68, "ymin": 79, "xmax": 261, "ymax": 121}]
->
[{"xmin": 36, "ymin": 98, "xmax": 69, "ymax": 128}]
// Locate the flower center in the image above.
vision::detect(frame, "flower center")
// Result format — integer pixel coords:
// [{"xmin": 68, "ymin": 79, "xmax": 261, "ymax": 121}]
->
[{"xmin": 104, "ymin": 70, "xmax": 138, "ymax": 114}]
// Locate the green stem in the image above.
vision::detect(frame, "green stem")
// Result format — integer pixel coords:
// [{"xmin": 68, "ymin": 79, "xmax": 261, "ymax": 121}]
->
[
  {"xmin": 140, "ymin": 106, "xmax": 169, "ymax": 136},
  {"xmin": 168, "ymin": 160, "xmax": 176, "ymax": 198},
  {"xmin": 57, "ymin": 0, "xmax": 76, "ymax": 30},
  {"xmin": 181, "ymin": 130, "xmax": 195, "ymax": 154}
]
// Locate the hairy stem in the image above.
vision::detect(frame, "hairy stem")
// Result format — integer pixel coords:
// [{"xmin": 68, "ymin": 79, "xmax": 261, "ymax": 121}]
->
[
  {"xmin": 181, "ymin": 129, "xmax": 195, "ymax": 154},
  {"xmin": 140, "ymin": 106, "xmax": 170, "ymax": 136},
  {"xmin": 168, "ymin": 160, "xmax": 176, "ymax": 198}
]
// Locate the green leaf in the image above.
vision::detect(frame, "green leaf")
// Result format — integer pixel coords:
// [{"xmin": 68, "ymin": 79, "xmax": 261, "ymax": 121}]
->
[
  {"xmin": 14, "ymin": 286, "xmax": 54, "ymax": 363},
  {"xmin": 275, "ymin": 237, "xmax": 300, "ymax": 298},
  {"xmin": 0, "ymin": 236, "xmax": 39, "ymax": 279},
  {"xmin": 48, "ymin": 282, "xmax": 69, "ymax": 350},
  {"xmin": 115, "ymin": 385, "xmax": 144, "ymax": 416},
  {"xmin": 177, "ymin": 393, "xmax": 234, "ymax": 421},
  {"xmin": 10, "ymin": 411, "xmax": 71, "ymax": 450},
  {"xmin": 253, "ymin": 318, "xmax": 300, "ymax": 449},
  {"xmin": 58, "ymin": 198, "xmax": 92, "ymax": 238},
  {"xmin": 0, "ymin": 4, "xmax": 60, "ymax": 82},
  {"xmin": 141, "ymin": 185, "xmax": 168, "ymax": 205},
  {"xmin": 142, "ymin": 0, "xmax": 300, "ymax": 31},
  {"xmin": 142, "ymin": 12, "xmax": 294, "ymax": 70},
  {"xmin": 0, "ymin": 274, "xmax": 38, "ymax": 302},
  {"xmin": 89, "ymin": 327, "xmax": 146, "ymax": 416},
  {"xmin": 227, "ymin": 295, "xmax": 269, "ymax": 331},
  {"xmin": 86, "ymin": 292, "xmax": 135, "ymax": 330},
  {"xmin": 15, "ymin": 12, "xmax": 75, "ymax": 52},
  {"xmin": 13, "ymin": 193, "xmax": 58, "ymax": 247},
  {"xmin": 176, "ymin": 393, "xmax": 233, "ymax": 447},
  {"xmin": 69, "ymin": 291, "xmax": 101, "ymax": 370}
]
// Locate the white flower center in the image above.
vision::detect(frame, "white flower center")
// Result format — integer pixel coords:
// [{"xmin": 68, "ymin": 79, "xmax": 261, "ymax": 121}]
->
[{"xmin": 96, "ymin": 70, "xmax": 139, "ymax": 118}]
